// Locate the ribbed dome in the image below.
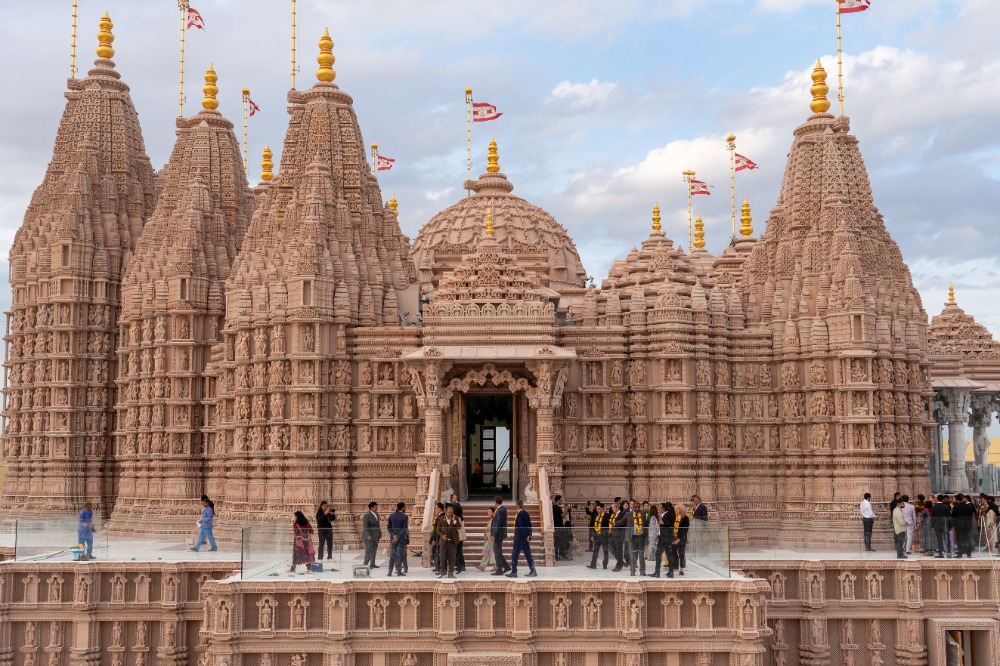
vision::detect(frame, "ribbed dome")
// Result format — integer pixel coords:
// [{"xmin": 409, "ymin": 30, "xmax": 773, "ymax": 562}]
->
[{"xmin": 412, "ymin": 166, "xmax": 587, "ymax": 291}]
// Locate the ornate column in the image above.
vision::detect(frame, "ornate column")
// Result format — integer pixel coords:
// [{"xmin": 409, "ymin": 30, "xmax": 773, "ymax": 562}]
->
[
  {"xmin": 970, "ymin": 393, "xmax": 996, "ymax": 467},
  {"xmin": 527, "ymin": 361, "xmax": 569, "ymax": 495},
  {"xmin": 940, "ymin": 389, "xmax": 972, "ymax": 493},
  {"xmin": 405, "ymin": 358, "xmax": 450, "ymax": 531}
]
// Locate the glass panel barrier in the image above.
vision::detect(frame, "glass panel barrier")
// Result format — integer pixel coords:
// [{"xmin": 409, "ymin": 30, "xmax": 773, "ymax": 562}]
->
[
  {"xmin": 13, "ymin": 510, "xmax": 107, "ymax": 562},
  {"xmin": 242, "ymin": 525, "xmax": 360, "ymax": 579},
  {"xmin": 550, "ymin": 524, "xmax": 730, "ymax": 578}
]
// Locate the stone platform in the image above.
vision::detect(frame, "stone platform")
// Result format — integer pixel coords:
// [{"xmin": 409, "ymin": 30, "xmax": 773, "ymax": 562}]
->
[{"xmin": 0, "ymin": 545, "xmax": 998, "ymax": 666}]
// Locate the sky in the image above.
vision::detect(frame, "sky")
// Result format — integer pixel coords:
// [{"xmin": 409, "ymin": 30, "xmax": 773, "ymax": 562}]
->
[{"xmin": 1, "ymin": 0, "xmax": 999, "ymax": 331}]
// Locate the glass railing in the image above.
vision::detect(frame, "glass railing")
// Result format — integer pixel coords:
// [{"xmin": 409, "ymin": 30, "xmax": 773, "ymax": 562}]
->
[
  {"xmin": 13, "ymin": 510, "xmax": 107, "ymax": 562},
  {"xmin": 550, "ymin": 523, "xmax": 731, "ymax": 578}
]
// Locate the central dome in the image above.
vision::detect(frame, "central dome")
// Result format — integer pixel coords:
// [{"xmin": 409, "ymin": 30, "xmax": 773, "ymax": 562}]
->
[{"xmin": 411, "ymin": 140, "xmax": 588, "ymax": 291}]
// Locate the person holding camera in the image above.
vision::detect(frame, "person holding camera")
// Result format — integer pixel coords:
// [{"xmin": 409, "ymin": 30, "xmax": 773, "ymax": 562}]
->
[{"xmin": 315, "ymin": 501, "xmax": 336, "ymax": 562}]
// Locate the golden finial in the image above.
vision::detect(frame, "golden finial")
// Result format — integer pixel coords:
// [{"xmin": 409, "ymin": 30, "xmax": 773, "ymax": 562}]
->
[
  {"xmin": 388, "ymin": 194, "xmax": 399, "ymax": 218},
  {"xmin": 948, "ymin": 283, "xmax": 955, "ymax": 304},
  {"xmin": 652, "ymin": 202, "xmax": 662, "ymax": 232},
  {"xmin": 202, "ymin": 64, "xmax": 219, "ymax": 110},
  {"xmin": 693, "ymin": 214, "xmax": 706, "ymax": 249},
  {"xmin": 810, "ymin": 59, "xmax": 831, "ymax": 114},
  {"xmin": 487, "ymin": 137, "xmax": 500, "ymax": 174},
  {"xmin": 96, "ymin": 10, "xmax": 114, "ymax": 60},
  {"xmin": 485, "ymin": 208, "xmax": 495, "ymax": 237},
  {"xmin": 261, "ymin": 144, "xmax": 274, "ymax": 182},
  {"xmin": 316, "ymin": 28, "xmax": 336, "ymax": 83},
  {"xmin": 739, "ymin": 198, "xmax": 754, "ymax": 237}
]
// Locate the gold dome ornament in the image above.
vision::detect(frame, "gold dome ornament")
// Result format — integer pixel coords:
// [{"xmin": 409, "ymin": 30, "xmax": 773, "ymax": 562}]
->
[
  {"xmin": 652, "ymin": 202, "xmax": 662, "ymax": 232},
  {"xmin": 693, "ymin": 214, "xmax": 706, "ymax": 249},
  {"xmin": 96, "ymin": 11, "xmax": 114, "ymax": 60},
  {"xmin": 948, "ymin": 283, "xmax": 955, "ymax": 304},
  {"xmin": 202, "ymin": 64, "xmax": 219, "ymax": 110},
  {"xmin": 485, "ymin": 208, "xmax": 495, "ymax": 237},
  {"xmin": 486, "ymin": 137, "xmax": 501, "ymax": 174},
  {"xmin": 388, "ymin": 194, "xmax": 399, "ymax": 218},
  {"xmin": 739, "ymin": 198, "xmax": 754, "ymax": 237},
  {"xmin": 810, "ymin": 59, "xmax": 831, "ymax": 114},
  {"xmin": 261, "ymin": 144, "xmax": 274, "ymax": 182},
  {"xmin": 316, "ymin": 28, "xmax": 336, "ymax": 83}
]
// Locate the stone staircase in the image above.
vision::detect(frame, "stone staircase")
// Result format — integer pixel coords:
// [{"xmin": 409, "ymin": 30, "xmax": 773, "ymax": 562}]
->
[{"xmin": 456, "ymin": 502, "xmax": 542, "ymax": 563}]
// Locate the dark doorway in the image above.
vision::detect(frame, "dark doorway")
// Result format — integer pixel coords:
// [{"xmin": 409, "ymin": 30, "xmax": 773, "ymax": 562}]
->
[{"xmin": 465, "ymin": 395, "xmax": 514, "ymax": 499}]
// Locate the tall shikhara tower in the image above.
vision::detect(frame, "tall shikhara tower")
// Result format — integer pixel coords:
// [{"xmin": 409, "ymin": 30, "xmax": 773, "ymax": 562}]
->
[
  {"xmin": 202, "ymin": 30, "xmax": 416, "ymax": 514},
  {"xmin": 111, "ymin": 65, "xmax": 255, "ymax": 528},
  {"xmin": 736, "ymin": 61, "xmax": 933, "ymax": 533},
  {"xmin": 2, "ymin": 13, "xmax": 156, "ymax": 511}
]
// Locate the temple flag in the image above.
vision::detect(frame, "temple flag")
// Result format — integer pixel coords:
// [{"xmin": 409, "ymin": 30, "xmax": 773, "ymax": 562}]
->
[
  {"xmin": 690, "ymin": 179, "xmax": 712, "ymax": 195},
  {"xmin": 839, "ymin": 0, "xmax": 870, "ymax": 13},
  {"xmin": 377, "ymin": 155, "xmax": 395, "ymax": 171},
  {"xmin": 187, "ymin": 8, "xmax": 206, "ymax": 30},
  {"xmin": 249, "ymin": 99, "xmax": 261, "ymax": 117},
  {"xmin": 735, "ymin": 153, "xmax": 759, "ymax": 171},
  {"xmin": 472, "ymin": 102, "xmax": 503, "ymax": 122}
]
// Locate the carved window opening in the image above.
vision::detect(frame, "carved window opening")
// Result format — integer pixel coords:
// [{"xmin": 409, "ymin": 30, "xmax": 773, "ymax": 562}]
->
[
  {"xmin": 179, "ymin": 278, "xmax": 188, "ymax": 301},
  {"xmin": 302, "ymin": 280, "xmax": 313, "ymax": 306}
]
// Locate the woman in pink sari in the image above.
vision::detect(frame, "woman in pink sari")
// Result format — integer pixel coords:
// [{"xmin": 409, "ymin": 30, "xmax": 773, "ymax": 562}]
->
[
  {"xmin": 290, "ymin": 511, "xmax": 316, "ymax": 573},
  {"xmin": 476, "ymin": 506, "xmax": 497, "ymax": 571}
]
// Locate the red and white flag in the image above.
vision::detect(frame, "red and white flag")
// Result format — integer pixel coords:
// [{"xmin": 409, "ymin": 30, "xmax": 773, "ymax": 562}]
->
[
  {"xmin": 248, "ymin": 99, "xmax": 261, "ymax": 117},
  {"xmin": 472, "ymin": 102, "xmax": 503, "ymax": 122},
  {"xmin": 187, "ymin": 7, "xmax": 206, "ymax": 30},
  {"xmin": 839, "ymin": 0, "xmax": 870, "ymax": 13},
  {"xmin": 690, "ymin": 179, "xmax": 712, "ymax": 195},
  {"xmin": 377, "ymin": 155, "xmax": 395, "ymax": 171},
  {"xmin": 734, "ymin": 153, "xmax": 759, "ymax": 171}
]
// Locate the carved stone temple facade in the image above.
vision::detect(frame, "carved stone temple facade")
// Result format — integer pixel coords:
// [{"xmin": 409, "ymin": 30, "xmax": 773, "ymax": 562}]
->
[{"xmin": 3, "ymin": 23, "xmax": 936, "ymax": 544}]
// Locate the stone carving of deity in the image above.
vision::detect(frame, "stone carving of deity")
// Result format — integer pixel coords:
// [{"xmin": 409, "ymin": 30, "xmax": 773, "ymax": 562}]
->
[{"xmin": 611, "ymin": 361, "xmax": 623, "ymax": 386}]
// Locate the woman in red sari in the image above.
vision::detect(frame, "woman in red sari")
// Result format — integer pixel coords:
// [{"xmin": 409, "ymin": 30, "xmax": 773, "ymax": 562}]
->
[{"xmin": 290, "ymin": 511, "xmax": 316, "ymax": 573}]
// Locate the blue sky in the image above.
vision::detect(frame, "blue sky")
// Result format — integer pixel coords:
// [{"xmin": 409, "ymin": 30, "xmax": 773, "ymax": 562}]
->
[{"xmin": 1, "ymin": 0, "xmax": 999, "ymax": 331}]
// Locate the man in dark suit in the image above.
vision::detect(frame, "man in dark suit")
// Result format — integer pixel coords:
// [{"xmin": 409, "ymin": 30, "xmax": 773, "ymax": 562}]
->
[
  {"xmin": 691, "ymin": 495, "xmax": 708, "ymax": 522},
  {"xmin": 490, "ymin": 496, "xmax": 510, "ymax": 575},
  {"xmin": 629, "ymin": 499, "xmax": 648, "ymax": 576},
  {"xmin": 931, "ymin": 494, "xmax": 952, "ymax": 558},
  {"xmin": 952, "ymin": 493, "xmax": 976, "ymax": 558},
  {"xmin": 449, "ymin": 494, "xmax": 466, "ymax": 573},
  {"xmin": 362, "ymin": 501, "xmax": 381, "ymax": 568},
  {"xmin": 507, "ymin": 499, "xmax": 538, "ymax": 578},
  {"xmin": 612, "ymin": 500, "xmax": 631, "ymax": 572},
  {"xmin": 587, "ymin": 501, "xmax": 611, "ymax": 569},
  {"xmin": 386, "ymin": 501, "xmax": 409, "ymax": 576}
]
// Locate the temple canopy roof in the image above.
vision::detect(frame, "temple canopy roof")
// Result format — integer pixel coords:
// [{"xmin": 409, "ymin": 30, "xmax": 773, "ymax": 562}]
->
[{"xmin": 411, "ymin": 139, "xmax": 588, "ymax": 292}]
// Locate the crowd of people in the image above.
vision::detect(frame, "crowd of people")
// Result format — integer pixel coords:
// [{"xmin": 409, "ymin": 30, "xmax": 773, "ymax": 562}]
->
[{"xmin": 863, "ymin": 491, "xmax": 1000, "ymax": 559}]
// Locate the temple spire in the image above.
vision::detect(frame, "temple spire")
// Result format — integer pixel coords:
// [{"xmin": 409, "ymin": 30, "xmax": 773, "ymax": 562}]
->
[
  {"xmin": 652, "ymin": 202, "xmax": 661, "ymax": 232},
  {"xmin": 202, "ymin": 64, "xmax": 219, "ymax": 110},
  {"xmin": 96, "ymin": 11, "xmax": 114, "ymax": 60},
  {"xmin": 487, "ymin": 137, "xmax": 500, "ymax": 174},
  {"xmin": 316, "ymin": 28, "xmax": 336, "ymax": 83},
  {"xmin": 261, "ymin": 144, "xmax": 274, "ymax": 182},
  {"xmin": 739, "ymin": 198, "xmax": 754, "ymax": 237},
  {"xmin": 810, "ymin": 58, "xmax": 831, "ymax": 114}
]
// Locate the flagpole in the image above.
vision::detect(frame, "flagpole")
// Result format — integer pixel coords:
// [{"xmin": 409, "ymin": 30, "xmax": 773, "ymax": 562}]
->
[
  {"xmin": 241, "ymin": 88, "xmax": 250, "ymax": 175},
  {"xmin": 70, "ymin": 0, "xmax": 78, "ymax": 78},
  {"xmin": 178, "ymin": 1, "xmax": 188, "ymax": 117},
  {"xmin": 371, "ymin": 143, "xmax": 378, "ymax": 176},
  {"xmin": 465, "ymin": 87, "xmax": 473, "ymax": 197},
  {"xmin": 726, "ymin": 135, "xmax": 737, "ymax": 238},
  {"xmin": 291, "ymin": 0, "xmax": 298, "ymax": 90},
  {"xmin": 836, "ymin": 0, "xmax": 844, "ymax": 116},
  {"xmin": 682, "ymin": 169, "xmax": 695, "ymax": 252}
]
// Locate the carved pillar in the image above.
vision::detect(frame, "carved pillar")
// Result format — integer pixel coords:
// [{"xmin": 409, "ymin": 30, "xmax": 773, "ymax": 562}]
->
[
  {"xmin": 969, "ymin": 394, "xmax": 995, "ymax": 467},
  {"xmin": 941, "ymin": 389, "xmax": 972, "ymax": 493}
]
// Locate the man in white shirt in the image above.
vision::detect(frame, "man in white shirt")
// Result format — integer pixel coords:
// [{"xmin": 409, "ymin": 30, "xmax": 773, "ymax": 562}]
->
[
  {"xmin": 860, "ymin": 492, "xmax": 876, "ymax": 552},
  {"xmin": 901, "ymin": 494, "xmax": 916, "ymax": 554}
]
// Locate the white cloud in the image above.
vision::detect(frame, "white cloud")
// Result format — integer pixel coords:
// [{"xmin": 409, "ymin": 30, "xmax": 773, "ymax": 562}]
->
[
  {"xmin": 547, "ymin": 79, "xmax": 619, "ymax": 110},
  {"xmin": 424, "ymin": 188, "xmax": 453, "ymax": 202}
]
